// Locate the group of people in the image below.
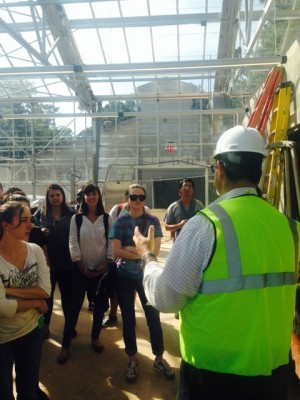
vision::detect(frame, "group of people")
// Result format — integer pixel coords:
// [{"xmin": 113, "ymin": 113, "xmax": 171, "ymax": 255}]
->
[
  {"xmin": 0, "ymin": 124, "xmax": 299, "ymax": 400},
  {"xmin": 0, "ymin": 181, "xmax": 176, "ymax": 399}
]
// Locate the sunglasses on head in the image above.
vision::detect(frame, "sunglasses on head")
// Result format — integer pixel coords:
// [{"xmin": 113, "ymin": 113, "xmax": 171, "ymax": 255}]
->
[{"xmin": 128, "ymin": 194, "xmax": 146, "ymax": 201}]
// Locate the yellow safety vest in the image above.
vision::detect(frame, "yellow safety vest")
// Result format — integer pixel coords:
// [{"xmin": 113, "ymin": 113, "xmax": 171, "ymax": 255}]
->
[{"xmin": 180, "ymin": 195, "xmax": 299, "ymax": 376}]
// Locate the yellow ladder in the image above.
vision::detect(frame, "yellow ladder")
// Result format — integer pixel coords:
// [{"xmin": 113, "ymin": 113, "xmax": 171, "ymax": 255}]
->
[{"xmin": 261, "ymin": 81, "xmax": 293, "ymax": 209}]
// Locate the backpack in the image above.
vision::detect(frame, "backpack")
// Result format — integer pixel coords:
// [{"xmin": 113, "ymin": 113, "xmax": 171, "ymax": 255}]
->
[
  {"xmin": 116, "ymin": 203, "xmax": 124, "ymax": 218},
  {"xmin": 75, "ymin": 212, "xmax": 109, "ymax": 247}
]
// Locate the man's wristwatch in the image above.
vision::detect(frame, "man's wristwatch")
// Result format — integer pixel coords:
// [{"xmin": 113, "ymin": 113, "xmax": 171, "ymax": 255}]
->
[{"xmin": 142, "ymin": 252, "xmax": 157, "ymax": 265}]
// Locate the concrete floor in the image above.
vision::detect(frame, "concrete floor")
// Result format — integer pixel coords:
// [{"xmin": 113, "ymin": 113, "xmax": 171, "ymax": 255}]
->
[
  {"xmin": 36, "ymin": 212, "xmax": 300, "ymax": 399},
  {"xmin": 39, "ymin": 232, "xmax": 181, "ymax": 400},
  {"xmin": 39, "ymin": 295, "xmax": 180, "ymax": 400}
]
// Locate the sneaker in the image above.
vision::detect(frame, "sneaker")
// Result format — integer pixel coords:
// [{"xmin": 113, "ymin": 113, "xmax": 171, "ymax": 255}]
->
[
  {"xmin": 153, "ymin": 359, "xmax": 175, "ymax": 380},
  {"xmin": 37, "ymin": 385, "xmax": 49, "ymax": 400},
  {"xmin": 126, "ymin": 360, "xmax": 139, "ymax": 383},
  {"xmin": 88, "ymin": 302, "xmax": 95, "ymax": 311},
  {"xmin": 102, "ymin": 315, "xmax": 118, "ymax": 328}
]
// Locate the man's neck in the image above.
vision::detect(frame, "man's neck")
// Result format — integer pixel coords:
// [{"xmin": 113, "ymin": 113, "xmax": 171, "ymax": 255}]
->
[{"xmin": 181, "ymin": 197, "xmax": 192, "ymax": 206}]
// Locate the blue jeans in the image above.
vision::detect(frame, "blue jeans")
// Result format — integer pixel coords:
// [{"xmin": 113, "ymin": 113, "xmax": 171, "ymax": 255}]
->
[
  {"xmin": 116, "ymin": 276, "xmax": 164, "ymax": 357},
  {"xmin": 0, "ymin": 327, "xmax": 43, "ymax": 400}
]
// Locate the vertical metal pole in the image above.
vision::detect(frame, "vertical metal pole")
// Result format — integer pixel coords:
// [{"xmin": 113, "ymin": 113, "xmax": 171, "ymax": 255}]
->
[
  {"xmin": 70, "ymin": 135, "xmax": 76, "ymax": 202},
  {"xmin": 93, "ymin": 101, "xmax": 102, "ymax": 185},
  {"xmin": 31, "ymin": 103, "xmax": 36, "ymax": 200}
]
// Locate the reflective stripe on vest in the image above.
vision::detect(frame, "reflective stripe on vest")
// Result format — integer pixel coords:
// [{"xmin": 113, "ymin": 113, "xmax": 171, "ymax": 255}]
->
[{"xmin": 200, "ymin": 204, "xmax": 298, "ymax": 294}]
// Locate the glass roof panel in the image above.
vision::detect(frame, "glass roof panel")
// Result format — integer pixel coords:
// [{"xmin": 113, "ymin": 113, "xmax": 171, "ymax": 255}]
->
[
  {"xmin": 90, "ymin": 1, "xmax": 121, "ymax": 17},
  {"xmin": 64, "ymin": 3, "xmax": 94, "ymax": 19},
  {"xmin": 125, "ymin": 27, "xmax": 153, "ymax": 63},
  {"xmin": 179, "ymin": 25, "xmax": 205, "ymax": 61},
  {"xmin": 0, "ymin": 0, "xmax": 298, "ymax": 113},
  {"xmin": 73, "ymin": 29, "xmax": 105, "ymax": 64},
  {"xmin": 98, "ymin": 27, "xmax": 129, "ymax": 63},
  {"xmin": 120, "ymin": 0, "xmax": 149, "ymax": 17},
  {"xmin": 149, "ymin": 0, "xmax": 177, "ymax": 16},
  {"xmin": 152, "ymin": 26, "xmax": 178, "ymax": 62}
]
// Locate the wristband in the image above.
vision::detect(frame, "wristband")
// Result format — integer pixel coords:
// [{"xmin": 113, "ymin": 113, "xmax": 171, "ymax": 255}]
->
[{"xmin": 142, "ymin": 252, "xmax": 157, "ymax": 265}]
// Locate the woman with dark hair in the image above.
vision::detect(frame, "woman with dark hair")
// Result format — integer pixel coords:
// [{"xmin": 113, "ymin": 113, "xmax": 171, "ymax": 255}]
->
[
  {"xmin": 0, "ymin": 186, "xmax": 26, "ymax": 205},
  {"xmin": 0, "ymin": 201, "xmax": 50, "ymax": 400},
  {"xmin": 34, "ymin": 183, "xmax": 76, "ymax": 339},
  {"xmin": 57, "ymin": 183, "xmax": 114, "ymax": 364}
]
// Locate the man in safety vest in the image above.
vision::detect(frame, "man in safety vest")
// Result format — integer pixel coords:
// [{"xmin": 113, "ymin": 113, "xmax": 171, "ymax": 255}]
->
[{"xmin": 133, "ymin": 125, "xmax": 300, "ymax": 400}]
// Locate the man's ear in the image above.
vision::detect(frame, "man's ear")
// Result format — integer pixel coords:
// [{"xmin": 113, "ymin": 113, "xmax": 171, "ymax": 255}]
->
[{"xmin": 217, "ymin": 160, "xmax": 226, "ymax": 178}]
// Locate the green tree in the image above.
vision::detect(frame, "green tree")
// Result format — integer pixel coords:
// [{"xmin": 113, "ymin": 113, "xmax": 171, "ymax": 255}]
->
[{"xmin": 0, "ymin": 81, "xmax": 73, "ymax": 160}]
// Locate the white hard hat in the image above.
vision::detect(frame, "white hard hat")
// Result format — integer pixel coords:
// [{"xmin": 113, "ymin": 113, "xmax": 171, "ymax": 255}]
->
[{"xmin": 213, "ymin": 125, "xmax": 267, "ymax": 159}]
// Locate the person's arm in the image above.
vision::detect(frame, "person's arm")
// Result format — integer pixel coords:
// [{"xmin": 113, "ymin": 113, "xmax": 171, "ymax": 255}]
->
[
  {"xmin": 16, "ymin": 298, "xmax": 49, "ymax": 313},
  {"xmin": 164, "ymin": 220, "xmax": 187, "ymax": 233},
  {"xmin": 113, "ymin": 239, "xmax": 142, "ymax": 260},
  {"xmin": 5, "ymin": 287, "xmax": 49, "ymax": 299},
  {"xmin": 109, "ymin": 204, "xmax": 118, "ymax": 221},
  {"xmin": 1, "ymin": 283, "xmax": 48, "ymax": 316},
  {"xmin": 134, "ymin": 215, "xmax": 215, "ymax": 313},
  {"xmin": 106, "ymin": 214, "xmax": 115, "ymax": 260},
  {"xmin": 164, "ymin": 203, "xmax": 187, "ymax": 232},
  {"xmin": 69, "ymin": 214, "xmax": 82, "ymax": 262}
]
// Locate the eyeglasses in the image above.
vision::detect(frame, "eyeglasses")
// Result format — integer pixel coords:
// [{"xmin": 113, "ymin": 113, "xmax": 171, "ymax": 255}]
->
[
  {"xmin": 210, "ymin": 163, "xmax": 217, "ymax": 173},
  {"xmin": 129, "ymin": 194, "xmax": 146, "ymax": 201}
]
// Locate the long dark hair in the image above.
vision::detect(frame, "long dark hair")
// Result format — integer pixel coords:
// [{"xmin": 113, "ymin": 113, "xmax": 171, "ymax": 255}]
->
[
  {"xmin": 0, "ymin": 201, "xmax": 25, "ymax": 240},
  {"xmin": 80, "ymin": 184, "xmax": 105, "ymax": 216},
  {"xmin": 44, "ymin": 183, "xmax": 70, "ymax": 216}
]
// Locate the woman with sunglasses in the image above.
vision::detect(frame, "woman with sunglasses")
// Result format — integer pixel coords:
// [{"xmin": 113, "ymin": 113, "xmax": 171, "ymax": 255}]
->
[
  {"xmin": 0, "ymin": 201, "xmax": 50, "ymax": 400},
  {"xmin": 102, "ymin": 190, "xmax": 151, "ymax": 329},
  {"xmin": 109, "ymin": 184, "xmax": 174, "ymax": 383},
  {"xmin": 34, "ymin": 184, "xmax": 76, "ymax": 340}
]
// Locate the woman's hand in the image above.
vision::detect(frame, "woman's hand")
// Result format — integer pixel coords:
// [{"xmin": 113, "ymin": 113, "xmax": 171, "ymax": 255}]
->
[{"xmin": 35, "ymin": 299, "xmax": 49, "ymax": 313}]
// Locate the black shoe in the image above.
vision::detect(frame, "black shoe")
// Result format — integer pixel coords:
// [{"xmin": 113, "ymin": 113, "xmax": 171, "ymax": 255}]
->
[
  {"xmin": 37, "ymin": 386, "xmax": 49, "ymax": 400},
  {"xmin": 57, "ymin": 349, "xmax": 70, "ymax": 365},
  {"xmin": 102, "ymin": 315, "xmax": 118, "ymax": 328},
  {"xmin": 88, "ymin": 302, "xmax": 95, "ymax": 311},
  {"xmin": 71, "ymin": 329, "xmax": 77, "ymax": 339}
]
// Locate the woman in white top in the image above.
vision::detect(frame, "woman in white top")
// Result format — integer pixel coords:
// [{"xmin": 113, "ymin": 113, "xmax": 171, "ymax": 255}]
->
[
  {"xmin": 0, "ymin": 201, "xmax": 50, "ymax": 400},
  {"xmin": 57, "ymin": 184, "xmax": 114, "ymax": 365}
]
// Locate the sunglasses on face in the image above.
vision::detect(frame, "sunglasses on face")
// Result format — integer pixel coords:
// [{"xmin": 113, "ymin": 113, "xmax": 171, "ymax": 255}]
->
[
  {"xmin": 128, "ymin": 194, "xmax": 146, "ymax": 201},
  {"xmin": 210, "ymin": 163, "xmax": 217, "ymax": 173}
]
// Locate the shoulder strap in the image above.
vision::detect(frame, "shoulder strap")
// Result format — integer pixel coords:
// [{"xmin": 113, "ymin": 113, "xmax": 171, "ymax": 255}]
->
[
  {"xmin": 104, "ymin": 213, "xmax": 109, "ymax": 247},
  {"xmin": 75, "ymin": 213, "xmax": 83, "ymax": 243},
  {"xmin": 116, "ymin": 203, "xmax": 123, "ymax": 217}
]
